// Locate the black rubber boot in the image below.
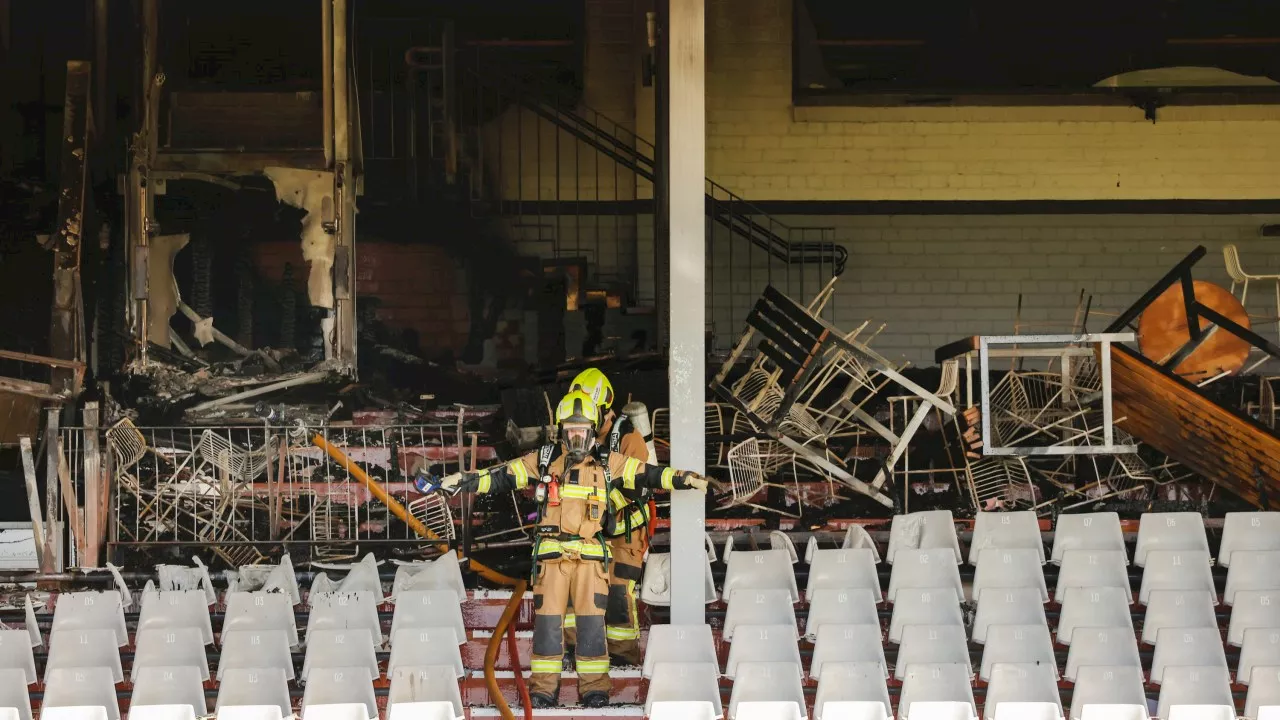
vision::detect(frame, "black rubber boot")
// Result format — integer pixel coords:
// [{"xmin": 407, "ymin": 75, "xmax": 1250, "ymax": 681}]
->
[
  {"xmin": 531, "ymin": 693, "xmax": 558, "ymax": 709},
  {"xmin": 609, "ymin": 653, "xmax": 639, "ymax": 668},
  {"xmin": 580, "ymin": 691, "xmax": 610, "ymax": 709}
]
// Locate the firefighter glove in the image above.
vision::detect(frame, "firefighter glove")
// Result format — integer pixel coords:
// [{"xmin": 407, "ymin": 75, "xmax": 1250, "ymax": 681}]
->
[{"xmin": 683, "ymin": 472, "xmax": 709, "ymax": 491}]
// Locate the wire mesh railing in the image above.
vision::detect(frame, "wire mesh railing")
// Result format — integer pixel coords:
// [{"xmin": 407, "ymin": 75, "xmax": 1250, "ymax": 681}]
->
[{"xmin": 57, "ymin": 423, "xmax": 503, "ymax": 569}]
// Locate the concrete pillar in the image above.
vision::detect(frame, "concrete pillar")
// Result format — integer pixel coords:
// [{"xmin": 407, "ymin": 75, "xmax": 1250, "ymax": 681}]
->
[{"xmin": 665, "ymin": 0, "xmax": 707, "ymax": 625}]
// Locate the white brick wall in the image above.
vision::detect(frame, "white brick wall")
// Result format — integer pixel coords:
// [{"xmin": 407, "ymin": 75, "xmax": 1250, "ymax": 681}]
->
[
  {"xmin": 703, "ymin": 214, "xmax": 1280, "ymax": 366},
  {"xmin": 478, "ymin": 0, "xmax": 1280, "ymax": 368},
  {"xmin": 703, "ymin": 0, "xmax": 1280, "ymax": 202}
]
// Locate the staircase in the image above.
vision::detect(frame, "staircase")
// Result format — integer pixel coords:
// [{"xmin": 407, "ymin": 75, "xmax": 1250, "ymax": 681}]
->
[{"xmin": 359, "ymin": 27, "xmax": 845, "ymax": 348}]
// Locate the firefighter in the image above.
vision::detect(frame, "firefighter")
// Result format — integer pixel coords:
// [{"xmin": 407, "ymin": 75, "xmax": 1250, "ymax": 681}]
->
[
  {"xmin": 568, "ymin": 368, "xmax": 654, "ymax": 665},
  {"xmin": 437, "ymin": 389, "xmax": 708, "ymax": 708}
]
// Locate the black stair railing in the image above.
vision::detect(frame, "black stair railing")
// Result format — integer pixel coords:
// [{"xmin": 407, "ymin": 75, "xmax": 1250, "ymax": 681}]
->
[
  {"xmin": 361, "ymin": 28, "xmax": 844, "ymax": 348},
  {"xmin": 467, "ymin": 64, "xmax": 847, "ymax": 275}
]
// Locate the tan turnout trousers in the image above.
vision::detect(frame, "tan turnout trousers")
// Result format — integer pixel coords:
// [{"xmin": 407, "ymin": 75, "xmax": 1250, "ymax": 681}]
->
[{"xmin": 530, "ymin": 557, "xmax": 612, "ymax": 699}]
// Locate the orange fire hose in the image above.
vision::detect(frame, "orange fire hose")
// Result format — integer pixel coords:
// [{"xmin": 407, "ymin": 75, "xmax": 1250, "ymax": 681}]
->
[
  {"xmin": 506, "ymin": 600, "xmax": 534, "ymax": 720},
  {"xmin": 311, "ymin": 434, "xmax": 528, "ymax": 719},
  {"xmin": 487, "ymin": 579, "xmax": 532, "ymax": 720}
]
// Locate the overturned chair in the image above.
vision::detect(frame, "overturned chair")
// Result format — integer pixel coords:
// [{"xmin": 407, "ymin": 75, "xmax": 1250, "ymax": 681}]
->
[{"xmin": 713, "ymin": 280, "xmax": 955, "ymax": 508}]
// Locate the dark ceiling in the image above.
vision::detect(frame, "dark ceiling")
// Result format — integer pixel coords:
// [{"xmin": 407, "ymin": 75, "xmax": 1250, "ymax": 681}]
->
[{"xmin": 804, "ymin": 0, "xmax": 1280, "ymax": 92}]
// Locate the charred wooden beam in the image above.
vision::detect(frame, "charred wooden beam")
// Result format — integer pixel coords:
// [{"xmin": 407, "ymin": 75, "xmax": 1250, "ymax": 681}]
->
[
  {"xmin": 50, "ymin": 61, "xmax": 91, "ymax": 397},
  {"xmin": 1107, "ymin": 345, "xmax": 1280, "ymax": 508}
]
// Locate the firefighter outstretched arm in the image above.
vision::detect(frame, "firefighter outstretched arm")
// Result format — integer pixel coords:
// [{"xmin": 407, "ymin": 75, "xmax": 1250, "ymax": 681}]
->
[
  {"xmin": 607, "ymin": 454, "xmax": 709, "ymax": 492},
  {"xmin": 446, "ymin": 452, "xmax": 540, "ymax": 494}
]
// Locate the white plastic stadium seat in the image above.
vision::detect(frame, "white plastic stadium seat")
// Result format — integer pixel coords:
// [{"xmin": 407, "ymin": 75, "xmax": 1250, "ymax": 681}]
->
[
  {"xmin": 1154, "ymin": 665, "xmax": 1234, "ymax": 720},
  {"xmin": 0, "ymin": 668, "xmax": 32, "ymax": 720},
  {"xmin": 1056, "ymin": 587, "xmax": 1133, "ymax": 646},
  {"xmin": 970, "ymin": 549, "xmax": 1047, "ymax": 602},
  {"xmin": 813, "ymin": 662, "xmax": 891, "ymax": 720},
  {"xmin": 215, "ymin": 667, "xmax": 292, "ymax": 719},
  {"xmin": 300, "ymin": 666, "xmax": 378, "ymax": 719},
  {"xmin": 806, "ymin": 548, "xmax": 882, "ymax": 602},
  {"xmin": 728, "ymin": 662, "xmax": 806, "ymax": 720},
  {"xmin": 896, "ymin": 663, "xmax": 976, "ymax": 720},
  {"xmin": 1051, "ymin": 513, "xmax": 1125, "ymax": 565},
  {"xmin": 725, "ymin": 625, "xmax": 803, "ymax": 680},
  {"xmin": 1245, "ymin": 665, "xmax": 1280, "ymax": 719},
  {"xmin": 138, "ymin": 590, "xmax": 214, "ymax": 645},
  {"xmin": 0, "ymin": 630, "xmax": 36, "ymax": 684},
  {"xmin": 309, "ymin": 591, "xmax": 382, "ymax": 646},
  {"xmin": 983, "ymin": 663, "xmax": 1062, "ymax": 720},
  {"xmin": 391, "ymin": 555, "xmax": 467, "ymax": 602},
  {"xmin": 1220, "ymin": 512, "xmax": 1280, "ymax": 567},
  {"xmin": 810, "ymin": 625, "xmax": 887, "ymax": 680},
  {"xmin": 1068, "ymin": 665, "xmax": 1148, "ymax": 720},
  {"xmin": 969, "ymin": 511, "xmax": 1044, "ymax": 564},
  {"xmin": 1134, "ymin": 513, "xmax": 1209, "ymax": 568},
  {"xmin": 301, "ymin": 629, "xmax": 379, "ymax": 681},
  {"xmin": 388, "ymin": 665, "xmax": 464, "ymax": 720},
  {"xmin": 815, "ymin": 702, "xmax": 889, "ymax": 720},
  {"xmin": 724, "ymin": 589, "xmax": 798, "ymax": 641},
  {"xmin": 1138, "ymin": 550, "xmax": 1215, "ymax": 605},
  {"xmin": 978, "ymin": 625, "xmax": 1056, "ymax": 681},
  {"xmin": 222, "ymin": 592, "xmax": 300, "ymax": 648},
  {"xmin": 1228, "ymin": 589, "xmax": 1280, "ymax": 646},
  {"xmin": 1055, "ymin": 550, "xmax": 1130, "ymax": 600},
  {"xmin": 644, "ymin": 662, "xmax": 723, "ymax": 719},
  {"xmin": 132, "ymin": 627, "xmax": 210, "ymax": 681},
  {"xmin": 887, "ymin": 511, "xmax": 962, "ymax": 564},
  {"xmin": 971, "ymin": 588, "xmax": 1048, "ymax": 644},
  {"xmin": 1238, "ymin": 627, "xmax": 1280, "ymax": 685},
  {"xmin": 1064, "ymin": 628, "xmax": 1141, "ymax": 682},
  {"xmin": 889, "ymin": 588, "xmax": 963, "ymax": 644},
  {"xmin": 387, "ymin": 627, "xmax": 464, "ymax": 677},
  {"xmin": 648, "ymin": 702, "xmax": 721, "ymax": 720},
  {"xmin": 642, "ymin": 552, "xmax": 719, "ymax": 606},
  {"xmin": 1149, "ymin": 627, "xmax": 1228, "ymax": 684},
  {"xmin": 217, "ymin": 630, "xmax": 295, "ymax": 681},
  {"xmin": 130, "ymin": 665, "xmax": 209, "ymax": 718},
  {"xmin": 723, "ymin": 549, "xmax": 800, "ymax": 602},
  {"xmin": 1140, "ymin": 590, "xmax": 1216, "ymax": 645},
  {"xmin": 51, "ymin": 592, "xmax": 128, "ymax": 646},
  {"xmin": 1076, "ymin": 706, "xmax": 1148, "ymax": 720},
  {"xmin": 644, "ymin": 624, "xmax": 719, "ymax": 678},
  {"xmin": 887, "ymin": 549, "xmax": 964, "ymax": 603},
  {"xmin": 894, "ymin": 625, "xmax": 971, "ymax": 681},
  {"xmin": 43, "ymin": 667, "xmax": 121, "ymax": 720},
  {"xmin": 45, "ymin": 629, "xmax": 123, "ymax": 683},
  {"xmin": 991, "ymin": 705, "xmax": 1062, "ymax": 720},
  {"xmin": 1224, "ymin": 550, "xmax": 1280, "ymax": 605},
  {"xmin": 388, "ymin": 590, "xmax": 465, "ymax": 644},
  {"xmin": 805, "ymin": 589, "xmax": 879, "ymax": 641}
]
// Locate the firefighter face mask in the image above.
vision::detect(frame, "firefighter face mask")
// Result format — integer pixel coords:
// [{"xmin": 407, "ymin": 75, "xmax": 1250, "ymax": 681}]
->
[{"xmin": 562, "ymin": 422, "xmax": 595, "ymax": 461}]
